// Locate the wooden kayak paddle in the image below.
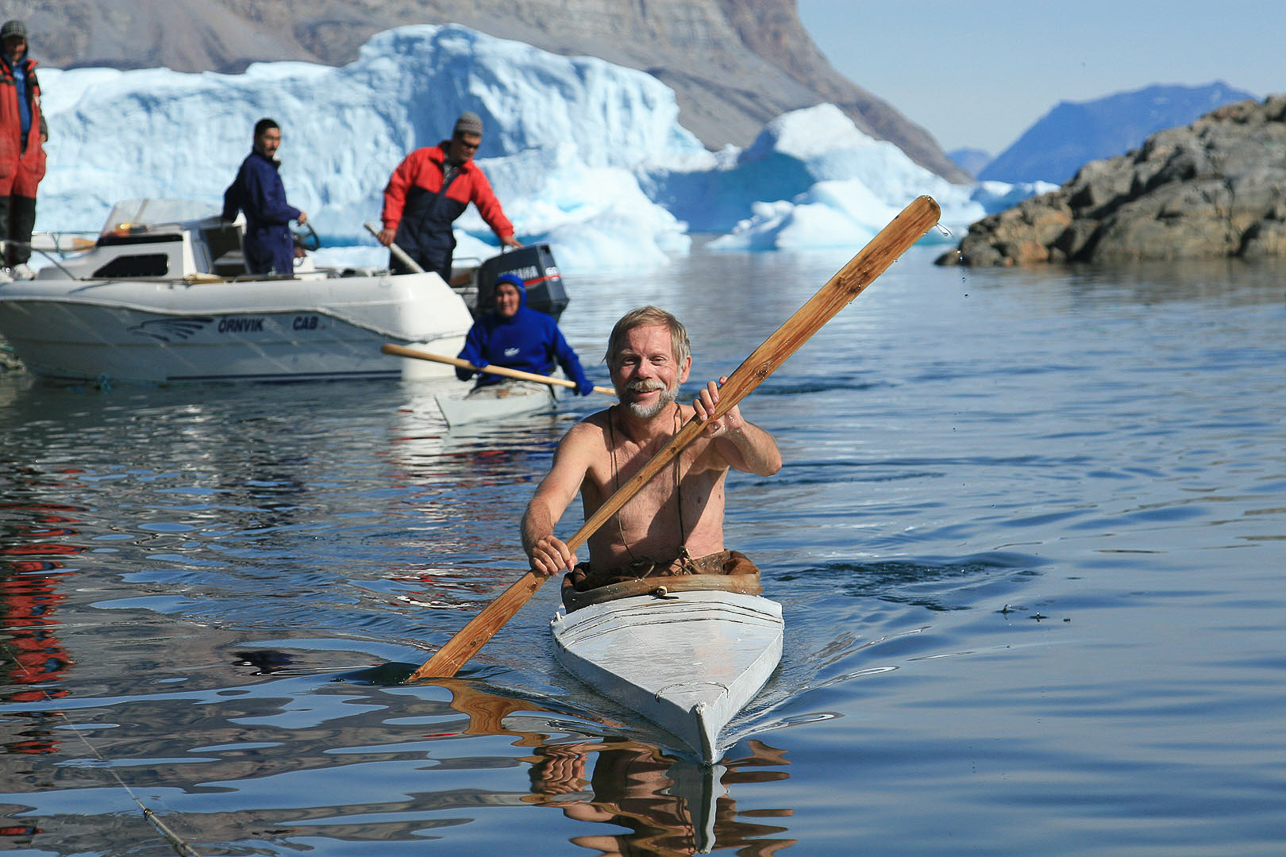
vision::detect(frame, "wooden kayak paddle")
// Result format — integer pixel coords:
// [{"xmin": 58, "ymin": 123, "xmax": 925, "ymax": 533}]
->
[
  {"xmin": 381, "ymin": 344, "xmax": 616, "ymax": 396},
  {"xmin": 407, "ymin": 194, "xmax": 942, "ymax": 681}
]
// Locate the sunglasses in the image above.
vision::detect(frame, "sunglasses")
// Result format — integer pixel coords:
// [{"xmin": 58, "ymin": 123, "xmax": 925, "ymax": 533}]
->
[{"xmin": 454, "ymin": 137, "xmax": 480, "ymax": 149}]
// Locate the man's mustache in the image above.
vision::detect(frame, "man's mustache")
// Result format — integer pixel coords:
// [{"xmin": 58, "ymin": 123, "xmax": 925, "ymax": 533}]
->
[{"xmin": 626, "ymin": 380, "xmax": 667, "ymax": 393}]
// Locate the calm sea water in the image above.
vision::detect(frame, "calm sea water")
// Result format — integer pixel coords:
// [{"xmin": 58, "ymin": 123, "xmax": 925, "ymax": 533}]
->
[{"xmin": 1, "ymin": 245, "xmax": 1284, "ymax": 856}]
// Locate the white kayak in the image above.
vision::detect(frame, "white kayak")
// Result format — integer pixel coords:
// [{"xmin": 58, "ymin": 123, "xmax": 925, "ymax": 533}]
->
[
  {"xmin": 551, "ymin": 588, "xmax": 783, "ymax": 764},
  {"xmin": 435, "ymin": 380, "xmax": 557, "ymax": 427}
]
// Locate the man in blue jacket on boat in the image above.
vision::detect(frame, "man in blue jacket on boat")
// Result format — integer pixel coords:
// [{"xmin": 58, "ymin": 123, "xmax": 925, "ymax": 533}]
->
[
  {"xmin": 455, "ymin": 272, "xmax": 595, "ymax": 396},
  {"xmin": 221, "ymin": 117, "xmax": 308, "ymax": 276}
]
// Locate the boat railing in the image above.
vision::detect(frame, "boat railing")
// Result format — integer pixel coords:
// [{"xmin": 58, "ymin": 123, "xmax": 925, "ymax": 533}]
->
[{"xmin": 30, "ymin": 231, "xmax": 98, "ymax": 256}]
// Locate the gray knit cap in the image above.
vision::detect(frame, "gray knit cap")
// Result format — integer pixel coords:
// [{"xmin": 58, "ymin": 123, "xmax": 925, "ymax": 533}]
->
[
  {"xmin": 453, "ymin": 112, "xmax": 483, "ymax": 137},
  {"xmin": 1, "ymin": 20, "xmax": 27, "ymax": 41}
]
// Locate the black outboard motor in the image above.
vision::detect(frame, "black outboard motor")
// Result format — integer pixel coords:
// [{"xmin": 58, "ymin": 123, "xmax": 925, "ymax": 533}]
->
[{"xmin": 473, "ymin": 244, "xmax": 569, "ymax": 321}]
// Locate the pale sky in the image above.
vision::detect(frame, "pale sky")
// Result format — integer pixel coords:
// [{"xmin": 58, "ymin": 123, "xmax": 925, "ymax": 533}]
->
[{"xmin": 796, "ymin": 0, "xmax": 1280, "ymax": 156}]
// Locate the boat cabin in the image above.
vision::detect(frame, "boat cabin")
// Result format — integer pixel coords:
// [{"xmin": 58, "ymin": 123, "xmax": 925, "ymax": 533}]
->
[
  {"xmin": 38, "ymin": 199, "xmax": 301, "ymax": 282},
  {"xmin": 34, "ymin": 198, "xmax": 569, "ymax": 321}
]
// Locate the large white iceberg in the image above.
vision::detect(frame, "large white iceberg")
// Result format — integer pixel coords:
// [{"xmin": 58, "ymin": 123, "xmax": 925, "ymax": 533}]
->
[{"xmin": 35, "ymin": 24, "xmax": 1046, "ymax": 272}]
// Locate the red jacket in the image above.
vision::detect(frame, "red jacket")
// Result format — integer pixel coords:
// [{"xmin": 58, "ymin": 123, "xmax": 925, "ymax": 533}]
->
[
  {"xmin": 0, "ymin": 55, "xmax": 46, "ymax": 197},
  {"xmin": 380, "ymin": 142, "xmax": 513, "ymax": 239}
]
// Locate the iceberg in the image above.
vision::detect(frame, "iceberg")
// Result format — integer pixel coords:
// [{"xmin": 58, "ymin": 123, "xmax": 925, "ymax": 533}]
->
[
  {"xmin": 661, "ymin": 105, "xmax": 1053, "ymax": 251},
  {"xmin": 35, "ymin": 24, "xmax": 1045, "ymax": 272}
]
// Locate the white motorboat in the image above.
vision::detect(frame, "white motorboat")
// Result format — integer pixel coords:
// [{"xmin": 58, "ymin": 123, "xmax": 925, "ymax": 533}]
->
[
  {"xmin": 551, "ymin": 587, "xmax": 783, "ymax": 765},
  {"xmin": 0, "ymin": 199, "xmax": 479, "ymax": 385},
  {"xmin": 435, "ymin": 380, "xmax": 558, "ymax": 427}
]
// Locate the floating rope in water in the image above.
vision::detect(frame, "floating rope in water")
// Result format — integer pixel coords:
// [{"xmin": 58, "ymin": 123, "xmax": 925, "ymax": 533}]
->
[{"xmin": 2, "ymin": 639, "xmax": 204, "ymax": 856}]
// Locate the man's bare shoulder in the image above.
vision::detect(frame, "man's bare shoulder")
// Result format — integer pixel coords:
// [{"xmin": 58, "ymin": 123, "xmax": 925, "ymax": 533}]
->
[
  {"xmin": 558, "ymin": 408, "xmax": 612, "ymax": 449},
  {"xmin": 580, "ymin": 407, "xmax": 614, "ymax": 428}
]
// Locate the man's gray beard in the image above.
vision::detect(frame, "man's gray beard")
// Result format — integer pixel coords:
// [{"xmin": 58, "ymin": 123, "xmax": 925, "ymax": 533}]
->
[{"xmin": 623, "ymin": 386, "xmax": 677, "ymax": 419}]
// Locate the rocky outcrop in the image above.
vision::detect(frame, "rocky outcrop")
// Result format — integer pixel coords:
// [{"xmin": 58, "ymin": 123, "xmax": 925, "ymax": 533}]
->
[
  {"xmin": 17, "ymin": 0, "xmax": 969, "ymax": 182},
  {"xmin": 939, "ymin": 94, "xmax": 1286, "ymax": 266}
]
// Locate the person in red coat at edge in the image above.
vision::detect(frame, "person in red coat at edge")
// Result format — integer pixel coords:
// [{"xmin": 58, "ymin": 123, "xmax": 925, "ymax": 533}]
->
[
  {"xmin": 0, "ymin": 20, "xmax": 47, "ymax": 282},
  {"xmin": 376, "ymin": 111, "xmax": 521, "ymax": 283}
]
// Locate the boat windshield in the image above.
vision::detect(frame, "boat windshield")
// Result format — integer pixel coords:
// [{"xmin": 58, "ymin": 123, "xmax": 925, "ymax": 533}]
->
[{"xmin": 100, "ymin": 199, "xmax": 222, "ymax": 236}]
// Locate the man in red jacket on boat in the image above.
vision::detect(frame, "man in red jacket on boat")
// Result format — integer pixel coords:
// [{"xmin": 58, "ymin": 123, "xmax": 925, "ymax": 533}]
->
[
  {"xmin": 0, "ymin": 20, "xmax": 47, "ymax": 281},
  {"xmin": 377, "ymin": 111, "xmax": 521, "ymax": 282},
  {"xmin": 521, "ymin": 306, "xmax": 782, "ymax": 596}
]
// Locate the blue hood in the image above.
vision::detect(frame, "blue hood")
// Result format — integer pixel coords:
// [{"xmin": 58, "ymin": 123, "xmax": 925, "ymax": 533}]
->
[{"xmin": 494, "ymin": 272, "xmax": 527, "ymax": 310}]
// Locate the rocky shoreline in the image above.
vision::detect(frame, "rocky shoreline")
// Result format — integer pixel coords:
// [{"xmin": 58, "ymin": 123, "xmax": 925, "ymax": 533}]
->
[{"xmin": 938, "ymin": 94, "xmax": 1286, "ymax": 266}]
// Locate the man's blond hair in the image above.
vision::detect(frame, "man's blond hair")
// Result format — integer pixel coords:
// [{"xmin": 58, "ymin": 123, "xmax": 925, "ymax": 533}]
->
[{"xmin": 604, "ymin": 306, "xmax": 691, "ymax": 369}]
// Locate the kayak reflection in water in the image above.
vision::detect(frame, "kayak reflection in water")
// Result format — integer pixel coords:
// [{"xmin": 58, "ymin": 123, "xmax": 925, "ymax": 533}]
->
[{"xmin": 526, "ymin": 739, "xmax": 796, "ymax": 856}]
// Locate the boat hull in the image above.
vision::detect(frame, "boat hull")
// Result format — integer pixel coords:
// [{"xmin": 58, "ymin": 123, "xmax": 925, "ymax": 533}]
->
[
  {"xmin": 435, "ymin": 382, "xmax": 558, "ymax": 426},
  {"xmin": 551, "ymin": 590, "xmax": 783, "ymax": 764},
  {"xmin": 0, "ymin": 271, "xmax": 472, "ymax": 385}
]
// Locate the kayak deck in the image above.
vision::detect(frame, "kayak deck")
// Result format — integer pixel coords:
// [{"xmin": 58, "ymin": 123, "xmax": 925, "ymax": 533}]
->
[
  {"xmin": 551, "ymin": 590, "xmax": 783, "ymax": 764},
  {"xmin": 435, "ymin": 381, "xmax": 557, "ymax": 426}
]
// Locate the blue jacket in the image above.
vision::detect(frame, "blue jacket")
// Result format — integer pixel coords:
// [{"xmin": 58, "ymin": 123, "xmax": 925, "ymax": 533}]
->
[
  {"xmin": 222, "ymin": 149, "xmax": 301, "ymax": 275},
  {"xmin": 456, "ymin": 276, "xmax": 594, "ymax": 395}
]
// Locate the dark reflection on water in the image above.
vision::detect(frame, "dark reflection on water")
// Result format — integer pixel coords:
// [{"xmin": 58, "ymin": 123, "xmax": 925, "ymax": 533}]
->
[
  {"xmin": 1, "ymin": 247, "xmax": 1285, "ymax": 855},
  {"xmin": 1, "ymin": 662, "xmax": 796, "ymax": 855},
  {"xmin": 526, "ymin": 739, "xmax": 794, "ymax": 856}
]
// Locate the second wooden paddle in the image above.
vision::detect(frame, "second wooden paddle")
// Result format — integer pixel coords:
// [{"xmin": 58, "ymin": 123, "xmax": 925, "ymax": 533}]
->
[{"xmin": 381, "ymin": 344, "xmax": 615, "ymax": 395}]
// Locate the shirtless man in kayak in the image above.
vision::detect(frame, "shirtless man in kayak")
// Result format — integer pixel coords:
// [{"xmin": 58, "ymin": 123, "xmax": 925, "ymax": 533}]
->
[{"xmin": 521, "ymin": 305, "xmax": 782, "ymax": 587}]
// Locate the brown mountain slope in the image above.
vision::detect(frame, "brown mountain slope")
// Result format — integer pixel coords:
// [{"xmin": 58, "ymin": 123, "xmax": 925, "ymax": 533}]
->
[{"xmin": 12, "ymin": 0, "xmax": 969, "ymax": 181}]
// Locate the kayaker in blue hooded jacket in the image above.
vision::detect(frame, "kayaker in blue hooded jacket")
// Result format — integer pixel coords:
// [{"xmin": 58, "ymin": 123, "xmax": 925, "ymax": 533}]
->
[{"xmin": 456, "ymin": 272, "xmax": 594, "ymax": 395}]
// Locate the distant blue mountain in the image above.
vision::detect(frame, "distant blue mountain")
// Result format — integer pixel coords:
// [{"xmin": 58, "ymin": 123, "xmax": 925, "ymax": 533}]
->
[
  {"xmin": 978, "ymin": 82, "xmax": 1257, "ymax": 184},
  {"xmin": 947, "ymin": 147, "xmax": 992, "ymax": 178}
]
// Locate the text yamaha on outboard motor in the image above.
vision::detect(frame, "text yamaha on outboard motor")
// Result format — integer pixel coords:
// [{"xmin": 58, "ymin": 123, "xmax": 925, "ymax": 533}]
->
[{"xmin": 462, "ymin": 244, "xmax": 569, "ymax": 321}]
